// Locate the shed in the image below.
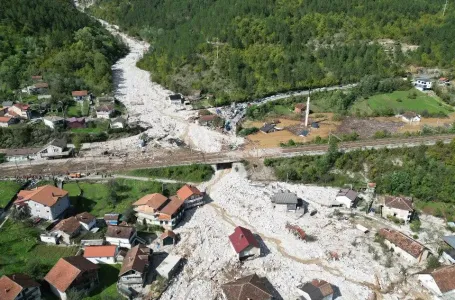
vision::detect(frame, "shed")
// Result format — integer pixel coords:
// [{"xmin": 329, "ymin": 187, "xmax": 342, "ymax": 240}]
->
[
  {"xmin": 156, "ymin": 255, "xmax": 182, "ymax": 279},
  {"xmin": 311, "ymin": 122, "xmax": 319, "ymax": 128},
  {"xmin": 299, "ymin": 130, "xmax": 309, "ymax": 137},
  {"xmin": 160, "ymin": 230, "xmax": 177, "ymax": 246},
  {"xmin": 104, "ymin": 214, "xmax": 120, "ymax": 226},
  {"xmin": 260, "ymin": 123, "xmax": 275, "ymax": 134},
  {"xmin": 271, "ymin": 192, "xmax": 298, "ymax": 211}
]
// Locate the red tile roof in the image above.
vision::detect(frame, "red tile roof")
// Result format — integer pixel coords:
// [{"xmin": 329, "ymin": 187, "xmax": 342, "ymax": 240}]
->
[
  {"xmin": 379, "ymin": 228, "xmax": 426, "ymax": 258},
  {"xmin": 76, "ymin": 212, "xmax": 95, "ymax": 225},
  {"xmin": 52, "ymin": 217, "xmax": 81, "ymax": 235},
  {"xmin": 72, "ymin": 90, "xmax": 88, "ymax": 97},
  {"xmin": 384, "ymin": 196, "xmax": 413, "ymax": 211},
  {"xmin": 158, "ymin": 196, "xmax": 184, "ymax": 219},
  {"xmin": 0, "ymin": 116, "xmax": 12, "ymax": 123},
  {"xmin": 228, "ymin": 226, "xmax": 260, "ymax": 253},
  {"xmin": 34, "ymin": 82, "xmax": 48, "ymax": 89},
  {"xmin": 133, "ymin": 193, "xmax": 168, "ymax": 209},
  {"xmin": 15, "ymin": 185, "xmax": 68, "ymax": 207},
  {"xmin": 0, "ymin": 274, "xmax": 40, "ymax": 300},
  {"xmin": 119, "ymin": 245, "xmax": 151, "ymax": 277},
  {"xmin": 84, "ymin": 245, "xmax": 117, "ymax": 258},
  {"xmin": 160, "ymin": 230, "xmax": 176, "ymax": 240},
  {"xmin": 221, "ymin": 274, "xmax": 273, "ymax": 300},
  {"xmin": 421, "ymin": 265, "xmax": 455, "ymax": 293},
  {"xmin": 177, "ymin": 185, "xmax": 202, "ymax": 201}
]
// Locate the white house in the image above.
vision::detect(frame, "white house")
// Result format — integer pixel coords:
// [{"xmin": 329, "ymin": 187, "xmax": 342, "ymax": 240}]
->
[
  {"xmin": 271, "ymin": 192, "xmax": 298, "ymax": 212},
  {"xmin": 14, "ymin": 185, "xmax": 70, "ymax": 221},
  {"xmin": 43, "ymin": 116, "xmax": 65, "ymax": 129},
  {"xmin": 414, "ymin": 78, "xmax": 432, "ymax": 91},
  {"xmin": 105, "ymin": 225, "xmax": 137, "ymax": 249},
  {"xmin": 76, "ymin": 212, "xmax": 96, "ymax": 230},
  {"xmin": 334, "ymin": 189, "xmax": 358, "ymax": 208},
  {"xmin": 36, "ymin": 138, "xmax": 73, "ymax": 159},
  {"xmin": 51, "ymin": 216, "xmax": 82, "ymax": 244},
  {"xmin": 297, "ymin": 279, "xmax": 334, "ymax": 300},
  {"xmin": 228, "ymin": 226, "xmax": 261, "ymax": 260},
  {"xmin": 95, "ymin": 105, "xmax": 114, "ymax": 119},
  {"xmin": 401, "ymin": 111, "xmax": 421, "ymax": 123},
  {"xmin": 379, "ymin": 228, "xmax": 430, "ymax": 264},
  {"xmin": 418, "ymin": 265, "xmax": 455, "ymax": 299},
  {"xmin": 110, "ymin": 117, "xmax": 126, "ymax": 129},
  {"xmin": 72, "ymin": 90, "xmax": 89, "ymax": 102},
  {"xmin": 381, "ymin": 196, "xmax": 414, "ymax": 223},
  {"xmin": 0, "ymin": 148, "xmax": 40, "ymax": 162},
  {"xmin": 168, "ymin": 94, "xmax": 183, "ymax": 105},
  {"xmin": 83, "ymin": 245, "xmax": 118, "ymax": 264},
  {"xmin": 7, "ymin": 104, "xmax": 30, "ymax": 119}
]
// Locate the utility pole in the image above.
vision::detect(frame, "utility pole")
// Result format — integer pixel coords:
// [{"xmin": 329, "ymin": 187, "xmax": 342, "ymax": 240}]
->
[
  {"xmin": 443, "ymin": 0, "xmax": 449, "ymax": 16},
  {"xmin": 207, "ymin": 38, "xmax": 226, "ymax": 61},
  {"xmin": 304, "ymin": 89, "xmax": 311, "ymax": 127}
]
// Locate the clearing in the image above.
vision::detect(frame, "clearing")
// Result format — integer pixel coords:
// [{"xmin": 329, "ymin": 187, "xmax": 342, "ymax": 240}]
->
[{"xmin": 0, "ymin": 181, "xmax": 21, "ymax": 207}]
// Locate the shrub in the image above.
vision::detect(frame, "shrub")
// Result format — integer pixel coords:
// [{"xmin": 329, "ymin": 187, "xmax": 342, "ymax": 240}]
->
[
  {"xmin": 238, "ymin": 127, "xmax": 259, "ymax": 136},
  {"xmin": 426, "ymin": 256, "xmax": 441, "ymax": 269},
  {"xmin": 410, "ymin": 219, "xmax": 421, "ymax": 232}
]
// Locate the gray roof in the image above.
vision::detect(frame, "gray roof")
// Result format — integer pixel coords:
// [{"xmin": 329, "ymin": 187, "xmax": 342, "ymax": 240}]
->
[
  {"xmin": 336, "ymin": 189, "xmax": 358, "ymax": 201},
  {"xmin": 156, "ymin": 254, "xmax": 181, "ymax": 277},
  {"xmin": 49, "ymin": 138, "xmax": 67, "ymax": 149},
  {"xmin": 443, "ymin": 236, "xmax": 455, "ymax": 249},
  {"xmin": 272, "ymin": 192, "xmax": 298, "ymax": 205},
  {"xmin": 297, "ymin": 280, "xmax": 334, "ymax": 300},
  {"xmin": 44, "ymin": 116, "xmax": 64, "ymax": 122},
  {"xmin": 260, "ymin": 123, "xmax": 275, "ymax": 133},
  {"xmin": 2, "ymin": 101, "xmax": 13, "ymax": 107}
]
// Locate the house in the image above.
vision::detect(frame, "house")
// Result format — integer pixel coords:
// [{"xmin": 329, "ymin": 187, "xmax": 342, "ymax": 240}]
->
[
  {"xmin": 441, "ymin": 236, "xmax": 455, "ymax": 264},
  {"xmin": 43, "ymin": 116, "xmax": 65, "ymax": 129},
  {"xmin": 72, "ymin": 90, "xmax": 89, "ymax": 102},
  {"xmin": 228, "ymin": 226, "xmax": 261, "ymax": 260},
  {"xmin": 160, "ymin": 230, "xmax": 177, "ymax": 246},
  {"xmin": 221, "ymin": 274, "xmax": 273, "ymax": 300},
  {"xmin": 0, "ymin": 148, "xmax": 40, "ymax": 162},
  {"xmin": 31, "ymin": 75, "xmax": 43, "ymax": 82},
  {"xmin": 176, "ymin": 184, "xmax": 204, "ymax": 209},
  {"xmin": 414, "ymin": 78, "xmax": 432, "ymax": 91},
  {"xmin": 118, "ymin": 245, "xmax": 151, "ymax": 295},
  {"xmin": 27, "ymin": 82, "xmax": 49, "ymax": 94},
  {"xmin": 45, "ymin": 256, "xmax": 99, "ymax": 300},
  {"xmin": 198, "ymin": 114, "xmax": 219, "ymax": 126},
  {"xmin": 271, "ymin": 192, "xmax": 298, "ymax": 212},
  {"xmin": 66, "ymin": 117, "xmax": 86, "ymax": 129},
  {"xmin": 418, "ymin": 265, "xmax": 455, "ymax": 299},
  {"xmin": 439, "ymin": 77, "xmax": 451, "ymax": 86},
  {"xmin": 7, "ymin": 104, "xmax": 30, "ymax": 119},
  {"xmin": 52, "ymin": 216, "xmax": 82, "ymax": 244},
  {"xmin": 0, "ymin": 273, "xmax": 41, "ymax": 300},
  {"xmin": 76, "ymin": 212, "xmax": 96, "ymax": 230},
  {"xmin": 105, "ymin": 225, "xmax": 137, "ymax": 248},
  {"xmin": 297, "ymin": 279, "xmax": 334, "ymax": 300},
  {"xmin": 40, "ymin": 231, "xmax": 60, "ymax": 245},
  {"xmin": 0, "ymin": 116, "xmax": 17, "ymax": 127},
  {"xmin": 104, "ymin": 213, "xmax": 120, "ymax": 226},
  {"xmin": 37, "ymin": 95, "xmax": 52, "ymax": 101},
  {"xmin": 260, "ymin": 123, "xmax": 276, "ymax": 134},
  {"xmin": 84, "ymin": 245, "xmax": 118, "ymax": 264},
  {"xmin": 95, "ymin": 105, "xmax": 114, "ymax": 119},
  {"xmin": 36, "ymin": 138, "xmax": 73, "ymax": 159},
  {"xmin": 378, "ymin": 228, "xmax": 430, "ymax": 264},
  {"xmin": 0, "ymin": 106, "xmax": 8, "ymax": 116},
  {"xmin": 381, "ymin": 196, "xmax": 414, "ymax": 223},
  {"xmin": 156, "ymin": 254, "xmax": 182, "ymax": 279},
  {"xmin": 14, "ymin": 185, "xmax": 70, "ymax": 221},
  {"xmin": 401, "ymin": 111, "xmax": 421, "ymax": 123},
  {"xmin": 133, "ymin": 193, "xmax": 185, "ymax": 229},
  {"xmin": 110, "ymin": 117, "xmax": 127, "ymax": 129},
  {"xmin": 168, "ymin": 94, "xmax": 183, "ymax": 105},
  {"xmin": 295, "ymin": 103, "xmax": 307, "ymax": 114},
  {"xmin": 334, "ymin": 189, "xmax": 358, "ymax": 208}
]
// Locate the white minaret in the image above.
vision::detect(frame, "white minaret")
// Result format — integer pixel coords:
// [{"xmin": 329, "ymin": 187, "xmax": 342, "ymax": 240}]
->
[{"xmin": 304, "ymin": 91, "xmax": 310, "ymax": 127}]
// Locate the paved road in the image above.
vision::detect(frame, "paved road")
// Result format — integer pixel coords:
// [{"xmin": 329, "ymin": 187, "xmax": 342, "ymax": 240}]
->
[{"xmin": 0, "ymin": 134, "xmax": 453, "ymax": 176}]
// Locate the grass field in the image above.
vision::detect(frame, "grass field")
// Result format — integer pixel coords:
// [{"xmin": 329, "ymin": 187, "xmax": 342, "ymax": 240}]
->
[
  {"xmin": 0, "ymin": 181, "xmax": 22, "ymax": 207},
  {"xmin": 415, "ymin": 200, "xmax": 455, "ymax": 221},
  {"xmin": 85, "ymin": 264, "xmax": 121, "ymax": 299},
  {"xmin": 352, "ymin": 89, "xmax": 453, "ymax": 115},
  {"xmin": 124, "ymin": 164, "xmax": 214, "ymax": 182},
  {"xmin": 65, "ymin": 179, "xmax": 181, "ymax": 216},
  {"xmin": 0, "ymin": 220, "xmax": 77, "ymax": 277}
]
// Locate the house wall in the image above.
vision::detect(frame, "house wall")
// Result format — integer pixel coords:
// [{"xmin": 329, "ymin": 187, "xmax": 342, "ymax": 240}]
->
[
  {"xmin": 296, "ymin": 289, "xmax": 333, "ymax": 300},
  {"xmin": 418, "ymin": 274, "xmax": 442, "ymax": 296},
  {"xmin": 6, "ymin": 154, "xmax": 38, "ymax": 162},
  {"xmin": 49, "ymin": 284, "xmax": 67, "ymax": 300},
  {"xmin": 96, "ymin": 111, "xmax": 112, "ymax": 119},
  {"xmin": 80, "ymin": 219, "xmax": 96, "ymax": 231},
  {"xmin": 40, "ymin": 234, "xmax": 58, "ymax": 244},
  {"xmin": 383, "ymin": 239, "xmax": 428, "ymax": 264},
  {"xmin": 86, "ymin": 256, "xmax": 116, "ymax": 264},
  {"xmin": 110, "ymin": 122, "xmax": 124, "ymax": 129},
  {"xmin": 274, "ymin": 203, "xmax": 289, "ymax": 212},
  {"xmin": 239, "ymin": 245, "xmax": 261, "ymax": 259},
  {"xmin": 119, "ymin": 270, "xmax": 145, "ymax": 285},
  {"xmin": 382, "ymin": 206, "xmax": 413, "ymax": 223},
  {"xmin": 0, "ymin": 121, "xmax": 10, "ymax": 128},
  {"xmin": 184, "ymin": 195, "xmax": 204, "ymax": 209},
  {"xmin": 442, "ymin": 251, "xmax": 455, "ymax": 264},
  {"xmin": 335, "ymin": 196, "xmax": 354, "ymax": 208},
  {"xmin": 17, "ymin": 286, "xmax": 41, "ymax": 300},
  {"xmin": 50, "ymin": 196, "xmax": 70, "ymax": 220},
  {"xmin": 106, "ymin": 235, "xmax": 135, "ymax": 249},
  {"xmin": 43, "ymin": 119, "xmax": 56, "ymax": 129}
]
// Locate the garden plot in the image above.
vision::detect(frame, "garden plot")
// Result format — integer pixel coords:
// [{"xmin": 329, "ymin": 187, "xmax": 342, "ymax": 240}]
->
[{"xmin": 161, "ymin": 169, "xmax": 432, "ymax": 300}]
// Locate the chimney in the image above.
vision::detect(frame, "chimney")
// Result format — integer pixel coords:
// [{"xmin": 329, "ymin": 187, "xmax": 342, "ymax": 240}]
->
[{"xmin": 240, "ymin": 234, "xmax": 244, "ymax": 239}]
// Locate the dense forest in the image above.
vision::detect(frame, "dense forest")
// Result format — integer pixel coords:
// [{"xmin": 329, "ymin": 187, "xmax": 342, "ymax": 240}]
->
[
  {"xmin": 90, "ymin": 0, "xmax": 455, "ymax": 104},
  {"xmin": 0, "ymin": 0, "xmax": 127, "ymax": 99},
  {"xmin": 265, "ymin": 140, "xmax": 455, "ymax": 210}
]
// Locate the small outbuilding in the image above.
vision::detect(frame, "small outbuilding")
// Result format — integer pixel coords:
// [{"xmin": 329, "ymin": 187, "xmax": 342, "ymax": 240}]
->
[
  {"xmin": 168, "ymin": 94, "xmax": 183, "ymax": 105},
  {"xmin": 228, "ymin": 226, "xmax": 261, "ymax": 260},
  {"xmin": 156, "ymin": 254, "xmax": 182, "ymax": 279},
  {"xmin": 297, "ymin": 279, "xmax": 334, "ymax": 300},
  {"xmin": 104, "ymin": 213, "xmax": 120, "ymax": 226},
  {"xmin": 334, "ymin": 189, "xmax": 358, "ymax": 208},
  {"xmin": 401, "ymin": 111, "xmax": 421, "ymax": 123},
  {"xmin": 271, "ymin": 192, "xmax": 298, "ymax": 212},
  {"xmin": 260, "ymin": 123, "xmax": 276, "ymax": 134},
  {"xmin": 160, "ymin": 230, "xmax": 177, "ymax": 246}
]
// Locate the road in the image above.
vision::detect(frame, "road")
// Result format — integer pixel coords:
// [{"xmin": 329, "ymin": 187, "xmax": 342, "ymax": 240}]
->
[{"xmin": 0, "ymin": 134, "xmax": 453, "ymax": 177}]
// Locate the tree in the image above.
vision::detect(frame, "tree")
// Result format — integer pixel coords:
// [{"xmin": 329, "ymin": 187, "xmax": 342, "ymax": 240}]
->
[
  {"xmin": 72, "ymin": 135, "xmax": 83, "ymax": 154},
  {"xmin": 107, "ymin": 179, "xmax": 119, "ymax": 206},
  {"xmin": 122, "ymin": 207, "xmax": 136, "ymax": 224},
  {"xmin": 10, "ymin": 205, "xmax": 30, "ymax": 221}
]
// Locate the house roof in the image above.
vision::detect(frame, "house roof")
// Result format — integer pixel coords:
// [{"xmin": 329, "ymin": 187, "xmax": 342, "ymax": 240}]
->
[
  {"xmin": 72, "ymin": 90, "xmax": 88, "ymax": 97},
  {"xmin": 169, "ymin": 94, "xmax": 182, "ymax": 100},
  {"xmin": 221, "ymin": 274, "xmax": 273, "ymax": 300},
  {"xmin": 34, "ymin": 82, "xmax": 49, "ymax": 89},
  {"xmin": 295, "ymin": 103, "xmax": 306, "ymax": 110},
  {"xmin": 260, "ymin": 123, "xmax": 275, "ymax": 133},
  {"xmin": 0, "ymin": 116, "xmax": 12, "ymax": 123},
  {"xmin": 31, "ymin": 75, "xmax": 42, "ymax": 80},
  {"xmin": 119, "ymin": 244, "xmax": 151, "ymax": 277},
  {"xmin": 48, "ymin": 138, "xmax": 67, "ymax": 149},
  {"xmin": 15, "ymin": 185, "xmax": 68, "ymax": 207},
  {"xmin": 13, "ymin": 103, "xmax": 30, "ymax": 111},
  {"xmin": 228, "ymin": 226, "xmax": 260, "ymax": 253},
  {"xmin": 133, "ymin": 193, "xmax": 168, "ymax": 209},
  {"xmin": 271, "ymin": 192, "xmax": 298, "ymax": 205},
  {"xmin": 44, "ymin": 256, "xmax": 98, "ymax": 293},
  {"xmin": 419, "ymin": 265, "xmax": 455, "ymax": 293},
  {"xmin": 160, "ymin": 230, "xmax": 176, "ymax": 240},
  {"xmin": 156, "ymin": 254, "xmax": 181, "ymax": 276},
  {"xmin": 199, "ymin": 114, "xmax": 218, "ymax": 122},
  {"xmin": 297, "ymin": 279, "xmax": 334, "ymax": 300},
  {"xmin": 402, "ymin": 111, "xmax": 418, "ymax": 119},
  {"xmin": 84, "ymin": 245, "xmax": 117, "ymax": 258},
  {"xmin": 0, "ymin": 274, "xmax": 40, "ymax": 300},
  {"xmin": 379, "ymin": 228, "xmax": 427, "ymax": 258},
  {"xmin": 443, "ymin": 236, "xmax": 455, "ymax": 249},
  {"xmin": 76, "ymin": 212, "xmax": 96, "ymax": 225},
  {"xmin": 44, "ymin": 116, "xmax": 64, "ymax": 122},
  {"xmin": 104, "ymin": 213, "xmax": 119, "ymax": 221},
  {"xmin": 52, "ymin": 217, "xmax": 81, "ymax": 235},
  {"xmin": 384, "ymin": 196, "xmax": 413, "ymax": 211},
  {"xmin": 158, "ymin": 196, "xmax": 184, "ymax": 217},
  {"xmin": 96, "ymin": 105, "xmax": 114, "ymax": 112},
  {"xmin": 67, "ymin": 117, "xmax": 85, "ymax": 123},
  {"xmin": 177, "ymin": 184, "xmax": 202, "ymax": 201},
  {"xmin": 336, "ymin": 189, "xmax": 358, "ymax": 201},
  {"xmin": 106, "ymin": 225, "xmax": 135, "ymax": 239}
]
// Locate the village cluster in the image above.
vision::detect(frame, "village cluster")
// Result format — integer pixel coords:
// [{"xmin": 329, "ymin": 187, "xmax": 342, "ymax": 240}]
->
[{"xmin": 2, "ymin": 165, "xmax": 455, "ymax": 300}]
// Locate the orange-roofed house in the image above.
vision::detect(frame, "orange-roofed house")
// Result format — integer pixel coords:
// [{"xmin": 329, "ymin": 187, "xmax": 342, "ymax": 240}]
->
[
  {"xmin": 83, "ymin": 245, "xmax": 118, "ymax": 264},
  {"xmin": 176, "ymin": 184, "xmax": 205, "ymax": 209},
  {"xmin": 72, "ymin": 90, "xmax": 89, "ymax": 102},
  {"xmin": 45, "ymin": 256, "xmax": 99, "ymax": 299},
  {"xmin": 7, "ymin": 104, "xmax": 30, "ymax": 119},
  {"xmin": 0, "ymin": 116, "xmax": 17, "ymax": 128},
  {"xmin": 0, "ymin": 273, "xmax": 41, "ymax": 300},
  {"xmin": 133, "ymin": 193, "xmax": 184, "ymax": 229},
  {"xmin": 14, "ymin": 185, "xmax": 70, "ymax": 221}
]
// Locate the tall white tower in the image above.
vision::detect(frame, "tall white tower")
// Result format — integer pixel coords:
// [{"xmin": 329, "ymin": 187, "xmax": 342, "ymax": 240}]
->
[{"xmin": 304, "ymin": 92, "xmax": 310, "ymax": 127}]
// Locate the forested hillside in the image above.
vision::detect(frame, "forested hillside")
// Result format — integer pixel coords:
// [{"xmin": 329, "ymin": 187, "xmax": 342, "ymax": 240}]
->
[
  {"xmin": 0, "ymin": 0, "xmax": 127, "ymax": 99},
  {"xmin": 90, "ymin": 0, "xmax": 454, "ymax": 104}
]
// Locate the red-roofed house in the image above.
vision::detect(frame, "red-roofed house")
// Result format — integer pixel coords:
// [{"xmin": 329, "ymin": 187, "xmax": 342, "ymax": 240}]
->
[
  {"xmin": 379, "ymin": 228, "xmax": 430, "ymax": 264},
  {"xmin": 72, "ymin": 90, "xmax": 89, "ymax": 102},
  {"xmin": 7, "ymin": 104, "xmax": 30, "ymax": 119},
  {"xmin": 176, "ymin": 184, "xmax": 204, "ymax": 209},
  {"xmin": 229, "ymin": 226, "xmax": 261, "ymax": 260},
  {"xmin": 0, "ymin": 273, "xmax": 41, "ymax": 300},
  {"xmin": 0, "ymin": 116, "xmax": 17, "ymax": 127},
  {"xmin": 418, "ymin": 265, "xmax": 455, "ymax": 298},
  {"xmin": 84, "ymin": 245, "xmax": 118, "ymax": 264},
  {"xmin": 382, "ymin": 196, "xmax": 414, "ymax": 223}
]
